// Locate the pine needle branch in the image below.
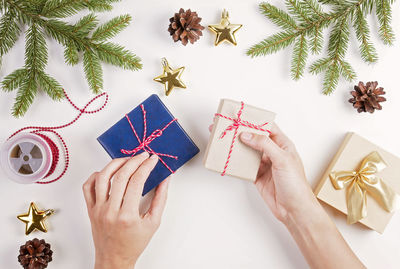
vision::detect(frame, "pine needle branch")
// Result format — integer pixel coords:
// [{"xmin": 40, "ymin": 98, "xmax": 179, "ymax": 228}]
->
[
  {"xmin": 248, "ymin": 0, "xmax": 396, "ymax": 94},
  {"xmin": 83, "ymin": 49, "xmax": 103, "ymax": 93},
  {"xmin": 259, "ymin": 3, "xmax": 298, "ymax": 30},
  {"xmin": 12, "ymin": 71, "xmax": 37, "ymax": 117},
  {"xmin": 91, "ymin": 14, "xmax": 131, "ymax": 41},
  {"xmin": 37, "ymin": 70, "xmax": 64, "ymax": 100},
  {"xmin": 291, "ymin": 33, "xmax": 308, "ymax": 79},
  {"xmin": 41, "ymin": 0, "xmax": 87, "ymax": 18},
  {"xmin": 74, "ymin": 13, "xmax": 98, "ymax": 35},
  {"xmin": 353, "ymin": 6, "xmax": 378, "ymax": 63},
  {"xmin": 375, "ymin": 0, "xmax": 395, "ymax": 45},
  {"xmin": 94, "ymin": 42, "xmax": 142, "ymax": 70},
  {"xmin": 25, "ymin": 23, "xmax": 48, "ymax": 71},
  {"xmin": 0, "ymin": 0, "xmax": 142, "ymax": 117},
  {"xmin": 247, "ymin": 31, "xmax": 299, "ymax": 57},
  {"xmin": 64, "ymin": 42, "xmax": 79, "ymax": 65},
  {"xmin": 0, "ymin": 11, "xmax": 21, "ymax": 56},
  {"xmin": 286, "ymin": 0, "xmax": 312, "ymax": 23},
  {"xmin": 1, "ymin": 68, "xmax": 27, "ymax": 92}
]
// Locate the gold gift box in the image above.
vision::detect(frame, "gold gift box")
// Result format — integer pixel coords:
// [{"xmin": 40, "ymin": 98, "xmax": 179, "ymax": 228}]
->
[
  {"xmin": 315, "ymin": 132, "xmax": 400, "ymax": 233},
  {"xmin": 203, "ymin": 99, "xmax": 276, "ymax": 181}
]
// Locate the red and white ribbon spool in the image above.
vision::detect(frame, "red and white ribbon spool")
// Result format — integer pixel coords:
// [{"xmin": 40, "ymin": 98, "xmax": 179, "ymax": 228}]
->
[{"xmin": 0, "ymin": 90, "xmax": 108, "ymax": 184}]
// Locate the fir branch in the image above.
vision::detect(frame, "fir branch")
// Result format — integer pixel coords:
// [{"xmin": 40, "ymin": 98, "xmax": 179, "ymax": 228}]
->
[
  {"xmin": 338, "ymin": 59, "xmax": 356, "ymax": 81},
  {"xmin": 42, "ymin": 0, "xmax": 87, "ymax": 18},
  {"xmin": 259, "ymin": 3, "xmax": 298, "ymax": 30},
  {"xmin": 73, "ymin": 13, "xmax": 98, "ymax": 35},
  {"xmin": 36, "ymin": 70, "xmax": 64, "ymax": 100},
  {"xmin": 0, "ymin": 0, "xmax": 142, "ymax": 117},
  {"xmin": 94, "ymin": 42, "xmax": 142, "ymax": 70},
  {"xmin": 309, "ymin": 57, "xmax": 330, "ymax": 74},
  {"xmin": 1, "ymin": 68, "xmax": 27, "ymax": 92},
  {"xmin": 4, "ymin": 0, "xmax": 41, "ymax": 24},
  {"xmin": 12, "ymin": 71, "xmax": 37, "ymax": 117},
  {"xmin": 41, "ymin": 0, "xmax": 121, "ymax": 17},
  {"xmin": 323, "ymin": 15, "xmax": 350, "ymax": 94},
  {"xmin": 91, "ymin": 14, "xmax": 131, "ymax": 41},
  {"xmin": 43, "ymin": 19, "xmax": 83, "ymax": 48},
  {"xmin": 286, "ymin": 0, "xmax": 312, "ymax": 23},
  {"xmin": 376, "ymin": 0, "xmax": 395, "ymax": 45},
  {"xmin": 249, "ymin": 0, "xmax": 396, "ymax": 94},
  {"xmin": 309, "ymin": 23, "xmax": 323, "ymax": 54},
  {"xmin": 85, "ymin": 0, "xmax": 121, "ymax": 12},
  {"xmin": 64, "ymin": 42, "xmax": 79, "ymax": 65},
  {"xmin": 291, "ymin": 33, "xmax": 308, "ymax": 79},
  {"xmin": 302, "ymin": 0, "xmax": 325, "ymax": 19},
  {"xmin": 353, "ymin": 6, "xmax": 378, "ymax": 63},
  {"xmin": 247, "ymin": 31, "xmax": 299, "ymax": 57},
  {"xmin": 0, "ymin": 11, "xmax": 21, "ymax": 56},
  {"xmin": 323, "ymin": 62, "xmax": 340, "ymax": 95},
  {"xmin": 25, "ymin": 23, "xmax": 48, "ymax": 71},
  {"xmin": 327, "ymin": 15, "xmax": 350, "ymax": 61},
  {"xmin": 83, "ymin": 49, "xmax": 103, "ymax": 93}
]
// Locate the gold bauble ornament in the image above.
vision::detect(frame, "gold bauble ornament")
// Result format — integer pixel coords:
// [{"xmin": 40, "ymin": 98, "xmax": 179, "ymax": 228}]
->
[
  {"xmin": 208, "ymin": 9, "xmax": 242, "ymax": 46},
  {"xmin": 153, "ymin": 58, "xmax": 186, "ymax": 96},
  {"xmin": 17, "ymin": 202, "xmax": 54, "ymax": 235}
]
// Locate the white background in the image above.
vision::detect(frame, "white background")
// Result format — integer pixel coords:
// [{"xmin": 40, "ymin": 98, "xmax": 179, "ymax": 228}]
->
[{"xmin": 1, "ymin": 0, "xmax": 400, "ymax": 268}]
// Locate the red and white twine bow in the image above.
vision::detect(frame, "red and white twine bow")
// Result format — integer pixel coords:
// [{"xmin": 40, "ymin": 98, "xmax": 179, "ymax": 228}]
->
[
  {"xmin": 215, "ymin": 101, "xmax": 271, "ymax": 176},
  {"xmin": 120, "ymin": 104, "xmax": 178, "ymax": 173}
]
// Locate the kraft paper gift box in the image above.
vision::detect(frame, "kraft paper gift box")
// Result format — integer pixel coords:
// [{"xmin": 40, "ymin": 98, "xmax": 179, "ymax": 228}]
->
[
  {"xmin": 315, "ymin": 132, "xmax": 400, "ymax": 233},
  {"xmin": 204, "ymin": 99, "xmax": 276, "ymax": 181},
  {"xmin": 98, "ymin": 94, "xmax": 199, "ymax": 195}
]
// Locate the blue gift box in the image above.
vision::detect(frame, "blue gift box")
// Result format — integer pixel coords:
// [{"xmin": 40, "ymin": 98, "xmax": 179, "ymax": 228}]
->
[{"xmin": 97, "ymin": 94, "xmax": 199, "ymax": 195}]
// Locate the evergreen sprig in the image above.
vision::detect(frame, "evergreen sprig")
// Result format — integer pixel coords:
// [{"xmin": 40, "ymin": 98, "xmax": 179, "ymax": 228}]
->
[
  {"xmin": 0, "ymin": 0, "xmax": 142, "ymax": 117},
  {"xmin": 247, "ymin": 0, "xmax": 396, "ymax": 95}
]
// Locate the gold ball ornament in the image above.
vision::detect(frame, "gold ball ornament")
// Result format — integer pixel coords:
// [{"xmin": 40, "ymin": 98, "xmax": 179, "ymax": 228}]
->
[
  {"xmin": 153, "ymin": 58, "xmax": 186, "ymax": 96},
  {"xmin": 208, "ymin": 9, "xmax": 242, "ymax": 46},
  {"xmin": 17, "ymin": 202, "xmax": 54, "ymax": 235}
]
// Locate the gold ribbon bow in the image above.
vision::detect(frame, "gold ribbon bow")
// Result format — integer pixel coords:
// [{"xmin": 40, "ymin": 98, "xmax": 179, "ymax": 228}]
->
[{"xmin": 329, "ymin": 151, "xmax": 400, "ymax": 224}]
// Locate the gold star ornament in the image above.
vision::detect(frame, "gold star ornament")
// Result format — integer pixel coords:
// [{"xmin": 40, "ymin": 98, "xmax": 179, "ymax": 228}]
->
[
  {"xmin": 17, "ymin": 202, "xmax": 54, "ymax": 235},
  {"xmin": 208, "ymin": 9, "xmax": 242, "ymax": 46},
  {"xmin": 154, "ymin": 58, "xmax": 186, "ymax": 96}
]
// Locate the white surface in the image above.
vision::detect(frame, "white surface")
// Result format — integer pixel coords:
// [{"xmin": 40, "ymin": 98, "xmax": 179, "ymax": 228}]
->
[{"xmin": 1, "ymin": 1, "xmax": 400, "ymax": 268}]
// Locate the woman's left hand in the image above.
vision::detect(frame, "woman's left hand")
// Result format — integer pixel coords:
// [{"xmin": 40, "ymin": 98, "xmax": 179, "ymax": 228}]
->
[{"xmin": 83, "ymin": 152, "xmax": 169, "ymax": 269}]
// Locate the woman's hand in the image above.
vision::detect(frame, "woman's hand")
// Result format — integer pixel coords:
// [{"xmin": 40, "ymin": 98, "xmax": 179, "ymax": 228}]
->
[
  {"xmin": 238, "ymin": 124, "xmax": 318, "ymax": 224},
  {"xmin": 83, "ymin": 152, "xmax": 169, "ymax": 269},
  {"xmin": 209, "ymin": 123, "xmax": 317, "ymax": 223},
  {"xmin": 235, "ymin": 124, "xmax": 365, "ymax": 269}
]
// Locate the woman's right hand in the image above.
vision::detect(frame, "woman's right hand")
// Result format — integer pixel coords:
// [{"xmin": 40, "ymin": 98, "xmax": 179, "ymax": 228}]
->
[
  {"xmin": 238, "ymin": 124, "xmax": 319, "ymax": 224},
  {"xmin": 233, "ymin": 124, "xmax": 365, "ymax": 269},
  {"xmin": 210, "ymin": 123, "xmax": 318, "ymax": 224}
]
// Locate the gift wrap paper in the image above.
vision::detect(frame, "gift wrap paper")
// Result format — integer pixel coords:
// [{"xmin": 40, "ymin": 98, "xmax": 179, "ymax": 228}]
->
[
  {"xmin": 204, "ymin": 99, "xmax": 275, "ymax": 181},
  {"xmin": 315, "ymin": 132, "xmax": 400, "ymax": 233},
  {"xmin": 98, "ymin": 94, "xmax": 200, "ymax": 195}
]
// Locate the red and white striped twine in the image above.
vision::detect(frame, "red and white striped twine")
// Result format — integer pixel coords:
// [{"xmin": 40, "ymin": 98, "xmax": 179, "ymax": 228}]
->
[
  {"xmin": 120, "ymin": 104, "xmax": 178, "ymax": 174},
  {"xmin": 214, "ymin": 101, "xmax": 270, "ymax": 176}
]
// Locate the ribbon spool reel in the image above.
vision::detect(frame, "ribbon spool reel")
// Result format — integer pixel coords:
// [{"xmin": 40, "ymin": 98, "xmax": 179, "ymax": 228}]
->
[
  {"xmin": 0, "ymin": 90, "xmax": 108, "ymax": 184},
  {"xmin": 0, "ymin": 133, "xmax": 54, "ymax": 184}
]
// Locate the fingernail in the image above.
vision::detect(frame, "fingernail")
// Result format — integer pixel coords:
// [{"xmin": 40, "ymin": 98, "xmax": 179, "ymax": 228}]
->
[
  {"xmin": 140, "ymin": 151, "xmax": 150, "ymax": 158},
  {"xmin": 150, "ymin": 154, "xmax": 159, "ymax": 160},
  {"xmin": 241, "ymin": 132, "xmax": 253, "ymax": 141}
]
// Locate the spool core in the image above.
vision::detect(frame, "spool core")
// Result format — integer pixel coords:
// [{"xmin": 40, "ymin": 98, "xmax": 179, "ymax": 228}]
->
[{"xmin": 0, "ymin": 133, "xmax": 53, "ymax": 184}]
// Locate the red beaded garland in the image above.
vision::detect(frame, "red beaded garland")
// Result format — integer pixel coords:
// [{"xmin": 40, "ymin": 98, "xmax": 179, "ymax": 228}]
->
[{"xmin": 8, "ymin": 90, "xmax": 108, "ymax": 184}]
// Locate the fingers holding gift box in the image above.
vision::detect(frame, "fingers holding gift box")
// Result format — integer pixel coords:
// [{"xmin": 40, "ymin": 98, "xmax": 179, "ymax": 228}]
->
[
  {"xmin": 97, "ymin": 94, "xmax": 200, "ymax": 196},
  {"xmin": 204, "ymin": 99, "xmax": 276, "ymax": 181}
]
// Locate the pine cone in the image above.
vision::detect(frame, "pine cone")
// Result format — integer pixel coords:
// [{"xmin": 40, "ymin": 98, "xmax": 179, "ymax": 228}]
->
[
  {"xmin": 349, "ymin": 81, "xmax": 386, "ymax": 113},
  {"xmin": 168, "ymin": 8, "xmax": 205, "ymax": 45},
  {"xmin": 18, "ymin": 238, "xmax": 53, "ymax": 269}
]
